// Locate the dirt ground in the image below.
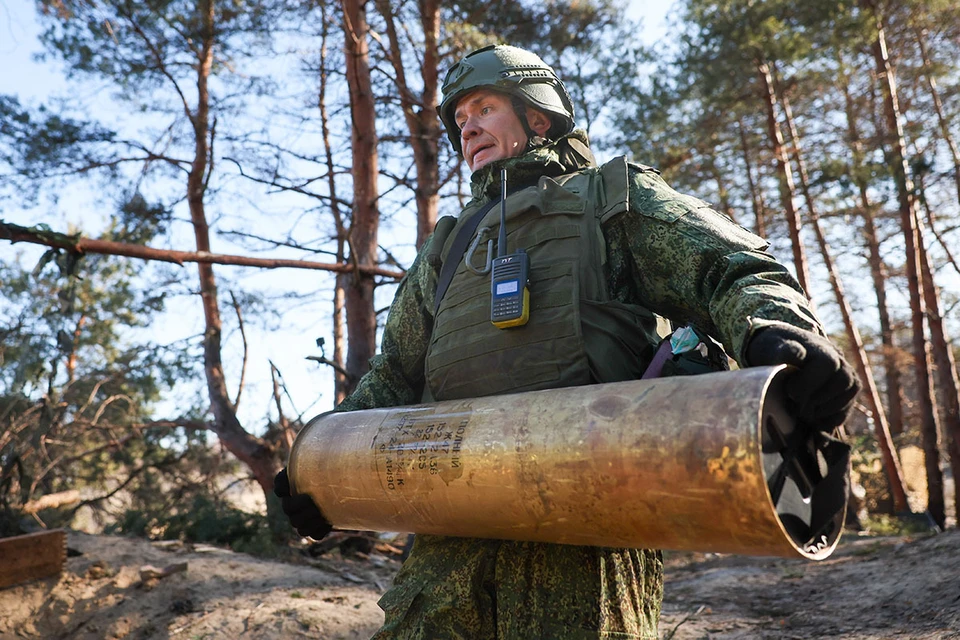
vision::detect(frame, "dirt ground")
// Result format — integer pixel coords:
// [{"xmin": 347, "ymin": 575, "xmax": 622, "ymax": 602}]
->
[{"xmin": 1, "ymin": 528, "xmax": 959, "ymax": 640}]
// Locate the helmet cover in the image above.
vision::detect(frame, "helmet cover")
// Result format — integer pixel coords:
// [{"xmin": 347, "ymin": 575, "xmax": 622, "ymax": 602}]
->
[{"xmin": 438, "ymin": 45, "xmax": 576, "ymax": 156}]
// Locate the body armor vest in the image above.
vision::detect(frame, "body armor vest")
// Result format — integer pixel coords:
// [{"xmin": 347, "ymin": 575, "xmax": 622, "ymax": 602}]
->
[{"xmin": 426, "ymin": 158, "xmax": 668, "ymax": 401}]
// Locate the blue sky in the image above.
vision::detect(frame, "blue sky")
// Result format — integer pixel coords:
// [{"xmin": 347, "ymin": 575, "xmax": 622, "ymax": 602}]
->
[
  {"xmin": 0, "ymin": 0, "xmax": 674, "ymax": 426},
  {"xmin": 1, "ymin": 0, "xmax": 672, "ymax": 103}
]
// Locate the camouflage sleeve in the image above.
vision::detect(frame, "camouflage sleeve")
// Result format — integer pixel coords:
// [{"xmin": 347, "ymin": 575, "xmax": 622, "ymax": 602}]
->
[
  {"xmin": 601, "ymin": 165, "xmax": 824, "ymax": 364},
  {"xmin": 334, "ymin": 236, "xmax": 439, "ymax": 413}
]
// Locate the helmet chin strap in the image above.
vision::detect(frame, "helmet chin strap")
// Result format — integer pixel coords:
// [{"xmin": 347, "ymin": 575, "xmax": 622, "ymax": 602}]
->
[{"xmin": 510, "ymin": 96, "xmax": 548, "ymax": 152}]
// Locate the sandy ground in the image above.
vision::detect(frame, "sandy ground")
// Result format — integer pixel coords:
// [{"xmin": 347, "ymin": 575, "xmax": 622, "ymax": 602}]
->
[
  {"xmin": 659, "ymin": 531, "xmax": 960, "ymax": 639},
  {"xmin": 1, "ymin": 528, "xmax": 959, "ymax": 640}
]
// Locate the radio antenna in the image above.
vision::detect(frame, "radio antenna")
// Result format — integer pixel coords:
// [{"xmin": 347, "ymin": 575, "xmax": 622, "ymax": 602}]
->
[{"xmin": 497, "ymin": 167, "xmax": 508, "ymax": 258}]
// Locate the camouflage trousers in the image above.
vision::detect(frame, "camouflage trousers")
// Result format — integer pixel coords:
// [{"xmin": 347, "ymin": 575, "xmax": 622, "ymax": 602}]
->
[{"xmin": 371, "ymin": 535, "xmax": 663, "ymax": 639}]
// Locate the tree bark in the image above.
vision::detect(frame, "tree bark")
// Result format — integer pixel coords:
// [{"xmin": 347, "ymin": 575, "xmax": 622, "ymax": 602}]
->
[
  {"xmin": 341, "ymin": 0, "xmax": 380, "ymax": 396},
  {"xmin": 708, "ymin": 159, "xmax": 738, "ymax": 223},
  {"xmin": 66, "ymin": 315, "xmax": 86, "ymax": 385},
  {"xmin": 917, "ymin": 221, "xmax": 960, "ymax": 521},
  {"xmin": 779, "ymin": 90, "xmax": 909, "ymax": 513},
  {"xmin": 866, "ymin": 3, "xmax": 945, "ymax": 528},
  {"xmin": 736, "ymin": 116, "xmax": 767, "ymax": 239},
  {"xmin": 187, "ymin": 0, "xmax": 277, "ymax": 497},
  {"xmin": 318, "ymin": 3, "xmax": 355, "ymax": 405},
  {"xmin": 756, "ymin": 58, "xmax": 811, "ymax": 292},
  {"xmin": 333, "ymin": 274, "xmax": 350, "ymax": 405},
  {"xmin": 837, "ymin": 59, "xmax": 906, "ymax": 438}
]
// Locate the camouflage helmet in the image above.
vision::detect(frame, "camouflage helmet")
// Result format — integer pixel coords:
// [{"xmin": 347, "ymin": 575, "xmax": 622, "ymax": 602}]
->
[{"xmin": 438, "ymin": 44, "xmax": 576, "ymax": 157}]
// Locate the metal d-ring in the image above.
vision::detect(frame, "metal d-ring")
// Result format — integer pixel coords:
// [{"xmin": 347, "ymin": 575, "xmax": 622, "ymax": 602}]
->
[{"xmin": 465, "ymin": 226, "xmax": 493, "ymax": 275}]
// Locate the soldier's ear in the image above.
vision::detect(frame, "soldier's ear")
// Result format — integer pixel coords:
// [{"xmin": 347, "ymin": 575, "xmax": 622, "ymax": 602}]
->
[{"xmin": 526, "ymin": 107, "xmax": 552, "ymax": 137}]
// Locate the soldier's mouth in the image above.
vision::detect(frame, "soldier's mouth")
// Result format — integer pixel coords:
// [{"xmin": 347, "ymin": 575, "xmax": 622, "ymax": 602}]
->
[{"xmin": 470, "ymin": 143, "xmax": 493, "ymax": 164}]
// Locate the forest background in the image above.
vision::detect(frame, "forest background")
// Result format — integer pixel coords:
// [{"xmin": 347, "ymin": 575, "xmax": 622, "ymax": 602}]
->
[{"xmin": 1, "ymin": 0, "xmax": 959, "ymax": 555}]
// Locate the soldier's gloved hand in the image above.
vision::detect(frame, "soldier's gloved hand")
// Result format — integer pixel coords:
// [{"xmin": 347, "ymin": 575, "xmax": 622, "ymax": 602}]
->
[
  {"xmin": 273, "ymin": 468, "xmax": 333, "ymax": 540},
  {"xmin": 746, "ymin": 324, "xmax": 861, "ymax": 432}
]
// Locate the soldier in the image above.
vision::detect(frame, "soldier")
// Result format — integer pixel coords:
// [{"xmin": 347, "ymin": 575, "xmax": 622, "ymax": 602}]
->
[{"xmin": 274, "ymin": 44, "xmax": 860, "ymax": 639}]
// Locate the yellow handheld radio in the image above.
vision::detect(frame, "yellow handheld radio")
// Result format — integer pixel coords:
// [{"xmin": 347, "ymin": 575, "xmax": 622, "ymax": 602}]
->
[{"xmin": 490, "ymin": 168, "xmax": 530, "ymax": 329}]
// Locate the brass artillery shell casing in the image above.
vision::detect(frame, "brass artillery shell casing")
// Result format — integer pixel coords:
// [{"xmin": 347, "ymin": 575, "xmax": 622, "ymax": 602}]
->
[{"xmin": 288, "ymin": 365, "xmax": 845, "ymax": 560}]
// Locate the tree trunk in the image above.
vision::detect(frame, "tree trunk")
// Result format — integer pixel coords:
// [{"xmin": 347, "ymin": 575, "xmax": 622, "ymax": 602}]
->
[
  {"xmin": 779, "ymin": 90, "xmax": 910, "ymax": 513},
  {"xmin": 317, "ymin": 3, "xmax": 351, "ymax": 406},
  {"xmin": 708, "ymin": 159, "xmax": 738, "ymax": 223},
  {"xmin": 736, "ymin": 117, "xmax": 767, "ymax": 239},
  {"xmin": 341, "ymin": 0, "xmax": 380, "ymax": 397},
  {"xmin": 374, "ymin": 0, "xmax": 441, "ymax": 249},
  {"xmin": 866, "ymin": 3, "xmax": 945, "ymax": 528},
  {"xmin": 187, "ymin": 0, "xmax": 277, "ymax": 497},
  {"xmin": 417, "ymin": 0, "xmax": 441, "ymax": 247},
  {"xmin": 756, "ymin": 58, "xmax": 811, "ymax": 292},
  {"xmin": 837, "ymin": 59, "xmax": 906, "ymax": 438},
  {"xmin": 860, "ymin": 204, "xmax": 906, "ymax": 434},
  {"xmin": 917, "ymin": 220, "xmax": 960, "ymax": 522},
  {"xmin": 333, "ymin": 275, "xmax": 349, "ymax": 405},
  {"xmin": 66, "ymin": 315, "xmax": 86, "ymax": 385}
]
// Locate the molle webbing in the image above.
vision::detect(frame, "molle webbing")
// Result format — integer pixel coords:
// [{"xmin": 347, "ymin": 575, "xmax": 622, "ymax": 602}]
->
[
  {"xmin": 434, "ymin": 199, "xmax": 500, "ymax": 316},
  {"xmin": 425, "ymin": 157, "xmax": 658, "ymax": 401}
]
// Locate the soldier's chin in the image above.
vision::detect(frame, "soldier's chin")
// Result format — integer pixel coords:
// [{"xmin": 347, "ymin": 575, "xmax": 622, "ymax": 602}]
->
[{"xmin": 470, "ymin": 149, "xmax": 498, "ymax": 171}]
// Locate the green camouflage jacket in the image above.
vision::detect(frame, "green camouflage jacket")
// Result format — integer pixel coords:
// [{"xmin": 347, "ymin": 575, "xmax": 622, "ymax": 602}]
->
[{"xmin": 336, "ymin": 131, "xmax": 821, "ymax": 414}]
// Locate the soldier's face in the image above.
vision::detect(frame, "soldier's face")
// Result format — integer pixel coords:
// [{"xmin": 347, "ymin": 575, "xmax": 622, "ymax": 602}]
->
[{"xmin": 455, "ymin": 90, "xmax": 538, "ymax": 171}]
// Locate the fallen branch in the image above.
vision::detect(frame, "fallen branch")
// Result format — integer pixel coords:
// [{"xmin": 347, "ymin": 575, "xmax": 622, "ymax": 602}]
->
[
  {"xmin": 663, "ymin": 604, "xmax": 707, "ymax": 640},
  {"xmin": 21, "ymin": 490, "xmax": 81, "ymax": 515},
  {"xmin": 0, "ymin": 221, "xmax": 405, "ymax": 279},
  {"xmin": 140, "ymin": 561, "xmax": 188, "ymax": 581},
  {"xmin": 131, "ymin": 419, "xmax": 214, "ymax": 432}
]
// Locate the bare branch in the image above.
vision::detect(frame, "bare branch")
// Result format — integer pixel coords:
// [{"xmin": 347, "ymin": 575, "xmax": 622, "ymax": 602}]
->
[
  {"xmin": 0, "ymin": 221, "xmax": 405, "ymax": 279},
  {"xmin": 228, "ymin": 290, "xmax": 248, "ymax": 411},
  {"xmin": 219, "ymin": 229, "xmax": 339, "ymax": 258},
  {"xmin": 305, "ymin": 354, "xmax": 356, "ymax": 382},
  {"xmin": 131, "ymin": 418, "xmax": 214, "ymax": 432},
  {"xmin": 224, "ymin": 156, "xmax": 353, "ymax": 208},
  {"xmin": 90, "ymin": 394, "xmax": 135, "ymax": 426},
  {"xmin": 116, "ymin": 6, "xmax": 194, "ymax": 122},
  {"xmin": 35, "ymin": 432, "xmax": 134, "ymax": 484},
  {"xmin": 269, "ymin": 361, "xmax": 296, "ymax": 454},
  {"xmin": 69, "ymin": 464, "xmax": 148, "ymax": 515}
]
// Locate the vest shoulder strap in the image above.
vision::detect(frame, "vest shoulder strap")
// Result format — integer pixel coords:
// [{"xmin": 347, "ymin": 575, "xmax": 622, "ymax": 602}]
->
[
  {"xmin": 596, "ymin": 156, "xmax": 630, "ymax": 224},
  {"xmin": 434, "ymin": 199, "xmax": 500, "ymax": 316},
  {"xmin": 426, "ymin": 216, "xmax": 457, "ymax": 271}
]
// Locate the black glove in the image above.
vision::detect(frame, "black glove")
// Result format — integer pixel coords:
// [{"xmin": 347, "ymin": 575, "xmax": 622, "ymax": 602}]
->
[
  {"xmin": 273, "ymin": 468, "xmax": 333, "ymax": 540},
  {"xmin": 746, "ymin": 324, "xmax": 861, "ymax": 432}
]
